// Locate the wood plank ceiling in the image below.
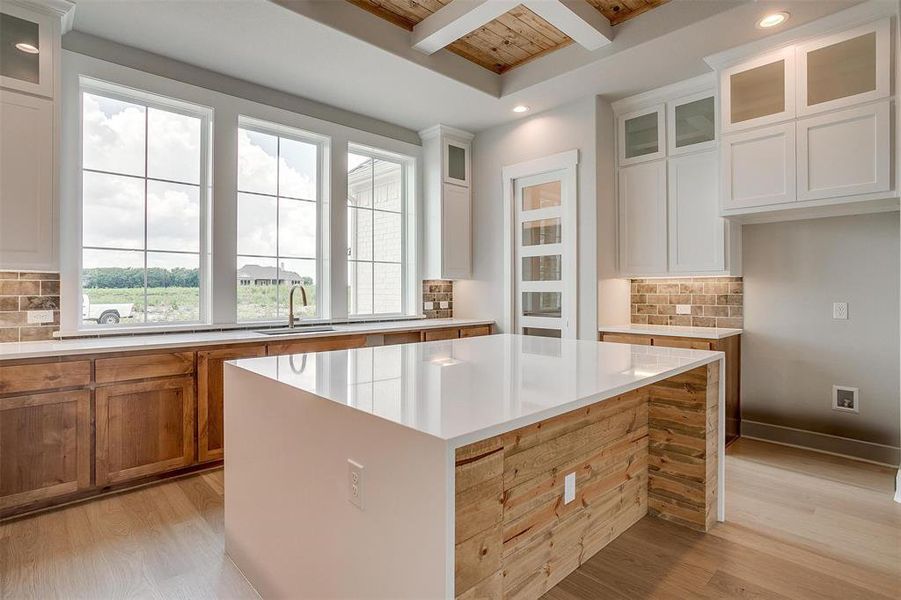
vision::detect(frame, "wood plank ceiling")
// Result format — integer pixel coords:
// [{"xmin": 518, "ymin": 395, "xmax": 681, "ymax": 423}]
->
[{"xmin": 346, "ymin": 0, "xmax": 669, "ymax": 73}]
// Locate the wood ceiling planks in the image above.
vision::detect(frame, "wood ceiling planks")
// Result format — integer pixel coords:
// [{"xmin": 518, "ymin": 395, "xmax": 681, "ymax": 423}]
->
[{"xmin": 345, "ymin": 0, "xmax": 669, "ymax": 73}]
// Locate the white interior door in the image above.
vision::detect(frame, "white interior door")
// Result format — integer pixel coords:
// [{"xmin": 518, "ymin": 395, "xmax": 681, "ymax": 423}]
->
[{"xmin": 514, "ymin": 170, "xmax": 576, "ymax": 339}]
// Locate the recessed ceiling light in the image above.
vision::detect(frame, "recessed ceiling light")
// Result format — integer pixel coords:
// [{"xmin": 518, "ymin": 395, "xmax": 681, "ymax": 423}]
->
[
  {"xmin": 15, "ymin": 42, "xmax": 39, "ymax": 54},
  {"xmin": 512, "ymin": 105, "xmax": 530, "ymax": 113},
  {"xmin": 757, "ymin": 12, "xmax": 789, "ymax": 29}
]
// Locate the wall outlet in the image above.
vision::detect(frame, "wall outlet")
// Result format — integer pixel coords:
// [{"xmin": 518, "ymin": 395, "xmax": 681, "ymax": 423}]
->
[
  {"xmin": 832, "ymin": 386, "xmax": 859, "ymax": 413},
  {"xmin": 675, "ymin": 304, "xmax": 691, "ymax": 315},
  {"xmin": 424, "ymin": 301, "xmax": 434, "ymax": 310},
  {"xmin": 832, "ymin": 302, "xmax": 848, "ymax": 320},
  {"xmin": 26, "ymin": 310, "xmax": 53, "ymax": 324},
  {"xmin": 348, "ymin": 459, "xmax": 364, "ymax": 509},
  {"xmin": 439, "ymin": 301, "xmax": 449, "ymax": 309},
  {"xmin": 564, "ymin": 472, "xmax": 575, "ymax": 504}
]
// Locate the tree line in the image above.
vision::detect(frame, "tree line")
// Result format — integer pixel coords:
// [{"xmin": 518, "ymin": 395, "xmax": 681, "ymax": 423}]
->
[{"xmin": 83, "ymin": 267, "xmax": 200, "ymax": 289}]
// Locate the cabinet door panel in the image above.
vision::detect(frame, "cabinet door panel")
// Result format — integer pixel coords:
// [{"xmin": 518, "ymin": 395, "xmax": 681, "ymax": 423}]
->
[
  {"xmin": 424, "ymin": 328, "xmax": 459, "ymax": 341},
  {"xmin": 96, "ymin": 377, "xmax": 195, "ymax": 485},
  {"xmin": 197, "ymin": 345, "xmax": 266, "ymax": 462},
  {"xmin": 797, "ymin": 101, "xmax": 890, "ymax": 201},
  {"xmin": 667, "ymin": 91, "xmax": 717, "ymax": 156},
  {"xmin": 442, "ymin": 183, "xmax": 471, "ymax": 279},
  {"xmin": 721, "ymin": 47, "xmax": 795, "ymax": 133},
  {"xmin": 721, "ymin": 123, "xmax": 796, "ymax": 210},
  {"xmin": 266, "ymin": 335, "xmax": 367, "ymax": 356},
  {"xmin": 652, "ymin": 337, "xmax": 712, "ymax": 350},
  {"xmin": 618, "ymin": 161, "xmax": 667, "ymax": 275},
  {"xmin": 601, "ymin": 333, "xmax": 651, "ymax": 345},
  {"xmin": 0, "ymin": 390, "xmax": 91, "ymax": 510},
  {"xmin": 618, "ymin": 105, "xmax": 666, "ymax": 166},
  {"xmin": 460, "ymin": 325, "xmax": 490, "ymax": 338},
  {"xmin": 668, "ymin": 151, "xmax": 723, "ymax": 273}
]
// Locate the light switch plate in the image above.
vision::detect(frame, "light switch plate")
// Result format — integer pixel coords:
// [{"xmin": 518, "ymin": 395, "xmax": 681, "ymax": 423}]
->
[
  {"xmin": 348, "ymin": 459, "xmax": 364, "ymax": 510},
  {"xmin": 675, "ymin": 304, "xmax": 691, "ymax": 315},
  {"xmin": 424, "ymin": 301, "xmax": 434, "ymax": 310},
  {"xmin": 439, "ymin": 301, "xmax": 449, "ymax": 309},
  {"xmin": 564, "ymin": 472, "xmax": 575, "ymax": 504},
  {"xmin": 27, "ymin": 310, "xmax": 53, "ymax": 324},
  {"xmin": 833, "ymin": 302, "xmax": 848, "ymax": 320}
]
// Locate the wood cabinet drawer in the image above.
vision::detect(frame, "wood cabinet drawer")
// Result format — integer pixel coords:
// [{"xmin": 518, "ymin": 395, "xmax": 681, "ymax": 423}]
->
[
  {"xmin": 424, "ymin": 328, "xmax": 459, "ymax": 342},
  {"xmin": 460, "ymin": 325, "xmax": 490, "ymax": 338},
  {"xmin": 95, "ymin": 377, "xmax": 195, "ymax": 486},
  {"xmin": 0, "ymin": 390, "xmax": 91, "ymax": 512},
  {"xmin": 95, "ymin": 351, "xmax": 195, "ymax": 384},
  {"xmin": 601, "ymin": 333, "xmax": 652, "ymax": 345},
  {"xmin": 0, "ymin": 360, "xmax": 91, "ymax": 395},
  {"xmin": 383, "ymin": 331, "xmax": 422, "ymax": 346},
  {"xmin": 652, "ymin": 337, "xmax": 713, "ymax": 350},
  {"xmin": 266, "ymin": 335, "xmax": 367, "ymax": 356}
]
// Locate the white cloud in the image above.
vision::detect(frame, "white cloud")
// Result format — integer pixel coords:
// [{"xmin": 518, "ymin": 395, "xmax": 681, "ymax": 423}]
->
[{"xmin": 82, "ymin": 93, "xmax": 145, "ymax": 176}]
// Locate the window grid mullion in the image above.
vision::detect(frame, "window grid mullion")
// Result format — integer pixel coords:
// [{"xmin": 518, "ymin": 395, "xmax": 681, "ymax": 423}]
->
[{"xmin": 143, "ymin": 103, "xmax": 149, "ymax": 324}]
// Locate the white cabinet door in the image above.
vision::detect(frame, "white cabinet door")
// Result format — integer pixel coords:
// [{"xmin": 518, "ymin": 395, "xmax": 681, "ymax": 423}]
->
[
  {"xmin": 0, "ymin": 91, "xmax": 54, "ymax": 270},
  {"xmin": 618, "ymin": 161, "xmax": 667, "ymax": 275},
  {"xmin": 797, "ymin": 19, "xmax": 890, "ymax": 117},
  {"xmin": 443, "ymin": 137, "xmax": 470, "ymax": 187},
  {"xmin": 441, "ymin": 183, "xmax": 471, "ymax": 279},
  {"xmin": 721, "ymin": 47, "xmax": 795, "ymax": 133},
  {"xmin": 667, "ymin": 91, "xmax": 717, "ymax": 156},
  {"xmin": 0, "ymin": 4, "xmax": 56, "ymax": 98},
  {"xmin": 721, "ymin": 122, "xmax": 796, "ymax": 210},
  {"xmin": 668, "ymin": 151, "xmax": 723, "ymax": 273},
  {"xmin": 618, "ymin": 104, "xmax": 666, "ymax": 166},
  {"xmin": 797, "ymin": 101, "xmax": 890, "ymax": 202}
]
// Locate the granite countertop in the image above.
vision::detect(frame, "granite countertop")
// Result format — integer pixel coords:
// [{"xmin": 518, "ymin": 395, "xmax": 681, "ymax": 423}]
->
[
  {"xmin": 228, "ymin": 333, "xmax": 724, "ymax": 447},
  {"xmin": 599, "ymin": 323, "xmax": 743, "ymax": 340},
  {"xmin": 0, "ymin": 318, "xmax": 494, "ymax": 361}
]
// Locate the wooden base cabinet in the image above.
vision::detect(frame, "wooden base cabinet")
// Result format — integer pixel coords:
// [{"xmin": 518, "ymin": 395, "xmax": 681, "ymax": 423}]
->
[
  {"xmin": 95, "ymin": 377, "xmax": 195, "ymax": 486},
  {"xmin": 0, "ymin": 390, "xmax": 91, "ymax": 510}
]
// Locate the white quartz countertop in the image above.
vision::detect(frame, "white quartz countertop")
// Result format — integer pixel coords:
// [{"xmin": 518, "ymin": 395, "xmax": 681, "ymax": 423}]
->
[
  {"xmin": 599, "ymin": 324, "xmax": 742, "ymax": 340},
  {"xmin": 229, "ymin": 333, "xmax": 723, "ymax": 447},
  {"xmin": 0, "ymin": 318, "xmax": 493, "ymax": 361}
]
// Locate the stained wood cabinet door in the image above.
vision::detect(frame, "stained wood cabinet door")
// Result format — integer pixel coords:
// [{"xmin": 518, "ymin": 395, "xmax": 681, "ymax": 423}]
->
[
  {"xmin": 0, "ymin": 390, "xmax": 90, "ymax": 511},
  {"xmin": 423, "ymin": 328, "xmax": 459, "ymax": 341},
  {"xmin": 95, "ymin": 377, "xmax": 195, "ymax": 486},
  {"xmin": 197, "ymin": 345, "xmax": 266, "ymax": 463}
]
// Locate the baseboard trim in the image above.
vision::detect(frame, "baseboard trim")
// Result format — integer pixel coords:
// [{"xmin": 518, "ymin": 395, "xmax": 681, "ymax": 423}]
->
[
  {"xmin": 741, "ymin": 420, "xmax": 900, "ymax": 467},
  {"xmin": 895, "ymin": 470, "xmax": 901, "ymax": 504}
]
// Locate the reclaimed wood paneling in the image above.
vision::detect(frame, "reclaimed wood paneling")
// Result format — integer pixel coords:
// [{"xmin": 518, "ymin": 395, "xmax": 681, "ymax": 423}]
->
[{"xmin": 587, "ymin": 0, "xmax": 670, "ymax": 26}]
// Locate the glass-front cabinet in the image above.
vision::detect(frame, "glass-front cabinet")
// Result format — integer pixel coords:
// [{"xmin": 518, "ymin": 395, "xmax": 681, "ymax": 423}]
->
[
  {"xmin": 721, "ymin": 47, "xmax": 795, "ymax": 133},
  {"xmin": 442, "ymin": 137, "xmax": 470, "ymax": 187},
  {"xmin": 798, "ymin": 18, "xmax": 890, "ymax": 116},
  {"xmin": 0, "ymin": 3, "xmax": 55, "ymax": 97},
  {"xmin": 667, "ymin": 91, "xmax": 716, "ymax": 155},
  {"xmin": 618, "ymin": 104, "xmax": 665, "ymax": 165}
]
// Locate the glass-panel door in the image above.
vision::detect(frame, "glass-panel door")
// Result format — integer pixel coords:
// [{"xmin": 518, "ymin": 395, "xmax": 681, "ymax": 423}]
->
[
  {"xmin": 668, "ymin": 91, "xmax": 716, "ymax": 155},
  {"xmin": 721, "ymin": 47, "xmax": 795, "ymax": 133},
  {"xmin": 0, "ymin": 4, "xmax": 54, "ymax": 97},
  {"xmin": 618, "ymin": 104, "xmax": 665, "ymax": 166},
  {"xmin": 514, "ymin": 172, "xmax": 574, "ymax": 339}
]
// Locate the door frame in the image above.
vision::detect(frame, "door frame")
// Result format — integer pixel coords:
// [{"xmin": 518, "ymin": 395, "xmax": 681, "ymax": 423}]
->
[{"xmin": 501, "ymin": 150, "xmax": 578, "ymax": 337}]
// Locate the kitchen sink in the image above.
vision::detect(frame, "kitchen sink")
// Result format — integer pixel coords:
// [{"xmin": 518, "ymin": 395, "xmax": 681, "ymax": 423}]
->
[{"xmin": 255, "ymin": 326, "xmax": 336, "ymax": 336}]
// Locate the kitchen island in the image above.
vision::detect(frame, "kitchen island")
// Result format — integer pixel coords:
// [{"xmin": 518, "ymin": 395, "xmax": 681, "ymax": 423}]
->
[{"xmin": 223, "ymin": 334, "xmax": 725, "ymax": 599}]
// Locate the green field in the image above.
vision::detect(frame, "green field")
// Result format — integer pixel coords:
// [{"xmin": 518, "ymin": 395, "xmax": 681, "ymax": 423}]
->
[{"xmin": 83, "ymin": 285, "xmax": 317, "ymax": 324}]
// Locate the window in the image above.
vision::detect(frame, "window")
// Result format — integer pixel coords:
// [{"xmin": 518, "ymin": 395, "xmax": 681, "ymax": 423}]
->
[
  {"xmin": 347, "ymin": 148, "xmax": 408, "ymax": 316},
  {"xmin": 236, "ymin": 119, "xmax": 323, "ymax": 322},
  {"xmin": 79, "ymin": 83, "xmax": 210, "ymax": 327}
]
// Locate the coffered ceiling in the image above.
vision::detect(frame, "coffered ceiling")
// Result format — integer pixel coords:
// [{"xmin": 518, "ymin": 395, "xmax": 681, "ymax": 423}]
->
[{"xmin": 346, "ymin": 0, "xmax": 669, "ymax": 73}]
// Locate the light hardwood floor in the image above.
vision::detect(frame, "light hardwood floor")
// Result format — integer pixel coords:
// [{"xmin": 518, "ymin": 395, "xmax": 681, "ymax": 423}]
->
[{"xmin": 1, "ymin": 438, "xmax": 898, "ymax": 599}]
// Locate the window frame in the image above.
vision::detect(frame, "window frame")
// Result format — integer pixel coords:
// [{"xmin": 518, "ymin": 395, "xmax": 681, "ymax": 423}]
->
[
  {"xmin": 235, "ymin": 115, "xmax": 329, "ymax": 323},
  {"xmin": 76, "ymin": 76, "xmax": 213, "ymax": 331},
  {"xmin": 346, "ymin": 143, "xmax": 415, "ymax": 319}
]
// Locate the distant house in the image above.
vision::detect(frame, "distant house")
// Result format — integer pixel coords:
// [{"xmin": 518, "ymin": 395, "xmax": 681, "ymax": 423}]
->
[{"xmin": 237, "ymin": 264, "xmax": 304, "ymax": 286}]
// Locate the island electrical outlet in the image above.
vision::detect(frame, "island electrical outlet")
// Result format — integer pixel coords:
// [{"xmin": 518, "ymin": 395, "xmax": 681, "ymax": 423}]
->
[{"xmin": 348, "ymin": 459, "xmax": 364, "ymax": 509}]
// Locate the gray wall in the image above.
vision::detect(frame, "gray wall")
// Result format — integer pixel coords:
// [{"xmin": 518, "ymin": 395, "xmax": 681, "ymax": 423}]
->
[
  {"xmin": 742, "ymin": 213, "xmax": 900, "ymax": 464},
  {"xmin": 454, "ymin": 97, "xmax": 618, "ymax": 339}
]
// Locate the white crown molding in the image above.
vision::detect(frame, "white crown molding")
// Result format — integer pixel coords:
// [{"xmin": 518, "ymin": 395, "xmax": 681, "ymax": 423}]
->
[
  {"xmin": 418, "ymin": 124, "xmax": 475, "ymax": 141},
  {"xmin": 5, "ymin": 0, "xmax": 76, "ymax": 32},
  {"xmin": 611, "ymin": 72, "xmax": 715, "ymax": 115}
]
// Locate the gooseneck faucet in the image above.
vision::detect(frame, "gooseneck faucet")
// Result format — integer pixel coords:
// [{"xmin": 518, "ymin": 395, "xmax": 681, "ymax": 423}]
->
[{"xmin": 288, "ymin": 285, "xmax": 308, "ymax": 329}]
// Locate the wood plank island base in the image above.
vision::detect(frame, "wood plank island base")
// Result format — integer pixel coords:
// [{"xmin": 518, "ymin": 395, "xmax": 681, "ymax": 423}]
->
[{"xmin": 224, "ymin": 334, "xmax": 725, "ymax": 599}]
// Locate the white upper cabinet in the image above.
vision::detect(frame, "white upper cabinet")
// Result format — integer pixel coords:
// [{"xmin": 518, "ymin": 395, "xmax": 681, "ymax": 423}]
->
[
  {"xmin": 443, "ymin": 136, "xmax": 471, "ymax": 188},
  {"xmin": 668, "ymin": 151, "xmax": 725, "ymax": 273},
  {"xmin": 797, "ymin": 19, "xmax": 890, "ymax": 116},
  {"xmin": 797, "ymin": 101, "xmax": 891, "ymax": 202},
  {"xmin": 721, "ymin": 47, "xmax": 795, "ymax": 133},
  {"xmin": 667, "ymin": 91, "xmax": 716, "ymax": 156},
  {"xmin": 721, "ymin": 122, "xmax": 796, "ymax": 211},
  {"xmin": 618, "ymin": 161, "xmax": 667, "ymax": 276},
  {"xmin": 618, "ymin": 104, "xmax": 665, "ymax": 166},
  {"xmin": 0, "ymin": 3, "xmax": 57, "ymax": 98}
]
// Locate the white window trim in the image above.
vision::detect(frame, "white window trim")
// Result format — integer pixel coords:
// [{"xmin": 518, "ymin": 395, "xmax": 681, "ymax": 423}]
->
[
  {"xmin": 60, "ymin": 51, "xmax": 422, "ymax": 335},
  {"xmin": 75, "ymin": 76, "xmax": 213, "ymax": 331},
  {"xmin": 347, "ymin": 142, "xmax": 418, "ymax": 319},
  {"xmin": 501, "ymin": 150, "xmax": 579, "ymax": 337},
  {"xmin": 236, "ymin": 115, "xmax": 330, "ymax": 323}
]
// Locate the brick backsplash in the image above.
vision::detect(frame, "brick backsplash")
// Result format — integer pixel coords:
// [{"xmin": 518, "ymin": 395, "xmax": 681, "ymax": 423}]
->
[
  {"xmin": 631, "ymin": 277, "xmax": 743, "ymax": 328},
  {"xmin": 0, "ymin": 271, "xmax": 61, "ymax": 342},
  {"xmin": 422, "ymin": 280, "xmax": 453, "ymax": 318}
]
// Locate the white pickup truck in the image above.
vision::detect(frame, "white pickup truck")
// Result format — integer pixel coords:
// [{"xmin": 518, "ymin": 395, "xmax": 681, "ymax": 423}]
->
[{"xmin": 82, "ymin": 294, "xmax": 134, "ymax": 325}]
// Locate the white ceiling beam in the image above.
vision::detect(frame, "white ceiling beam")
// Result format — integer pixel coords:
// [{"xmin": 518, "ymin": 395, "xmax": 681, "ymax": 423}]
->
[
  {"xmin": 523, "ymin": 0, "xmax": 613, "ymax": 51},
  {"xmin": 412, "ymin": 0, "xmax": 519, "ymax": 54}
]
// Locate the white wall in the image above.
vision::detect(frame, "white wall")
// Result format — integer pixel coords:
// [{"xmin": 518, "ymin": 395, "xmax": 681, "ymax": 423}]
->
[
  {"xmin": 454, "ymin": 97, "xmax": 628, "ymax": 339},
  {"xmin": 742, "ymin": 213, "xmax": 900, "ymax": 465}
]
